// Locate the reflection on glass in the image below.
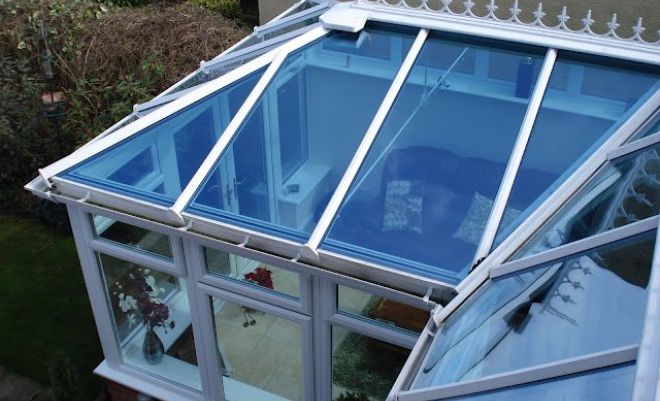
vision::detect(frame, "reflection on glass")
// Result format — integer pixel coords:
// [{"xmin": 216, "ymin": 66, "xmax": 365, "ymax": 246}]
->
[
  {"xmin": 188, "ymin": 24, "xmax": 416, "ymax": 239},
  {"xmin": 493, "ymin": 57, "xmax": 659, "ymax": 248},
  {"xmin": 97, "ymin": 253, "xmax": 200, "ymax": 390},
  {"xmin": 324, "ymin": 32, "xmax": 544, "ymax": 284},
  {"xmin": 441, "ymin": 364, "xmax": 635, "ymax": 401},
  {"xmin": 91, "ymin": 214, "xmax": 172, "ymax": 259},
  {"xmin": 513, "ymin": 145, "xmax": 660, "ymax": 259},
  {"xmin": 204, "ymin": 247, "xmax": 300, "ymax": 298},
  {"xmin": 414, "ymin": 232, "xmax": 654, "ymax": 388},
  {"xmin": 63, "ymin": 69, "xmax": 264, "ymax": 205},
  {"xmin": 211, "ymin": 297, "xmax": 303, "ymax": 400},
  {"xmin": 338, "ymin": 285, "xmax": 427, "ymax": 333},
  {"xmin": 332, "ymin": 326, "xmax": 410, "ymax": 401}
]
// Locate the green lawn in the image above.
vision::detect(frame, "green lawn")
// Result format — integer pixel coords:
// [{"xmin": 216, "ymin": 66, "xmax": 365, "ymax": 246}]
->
[{"xmin": 0, "ymin": 216, "xmax": 103, "ymax": 398}]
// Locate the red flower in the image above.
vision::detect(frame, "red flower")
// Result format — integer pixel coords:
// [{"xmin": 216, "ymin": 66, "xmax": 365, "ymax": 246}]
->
[{"xmin": 244, "ymin": 267, "xmax": 274, "ymax": 289}]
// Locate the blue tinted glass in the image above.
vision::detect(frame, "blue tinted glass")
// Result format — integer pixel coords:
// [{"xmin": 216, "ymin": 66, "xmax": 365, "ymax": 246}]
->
[
  {"xmin": 513, "ymin": 144, "xmax": 660, "ymax": 259},
  {"xmin": 188, "ymin": 24, "xmax": 416, "ymax": 239},
  {"xmin": 323, "ymin": 33, "xmax": 544, "ymax": 284},
  {"xmin": 435, "ymin": 364, "xmax": 635, "ymax": 401},
  {"xmin": 62, "ymin": 70, "xmax": 265, "ymax": 205},
  {"xmin": 414, "ymin": 232, "xmax": 654, "ymax": 388},
  {"xmin": 493, "ymin": 57, "xmax": 660, "ymax": 248}
]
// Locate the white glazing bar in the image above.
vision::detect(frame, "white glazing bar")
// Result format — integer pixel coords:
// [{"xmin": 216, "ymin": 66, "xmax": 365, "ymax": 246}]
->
[
  {"xmin": 457, "ymin": 88, "xmax": 660, "ymax": 294},
  {"xmin": 473, "ymin": 48, "xmax": 557, "ymax": 265},
  {"xmin": 608, "ymin": 129, "xmax": 660, "ymax": 161},
  {"xmin": 397, "ymin": 345, "xmax": 639, "ymax": 401},
  {"xmin": 491, "ymin": 215, "xmax": 659, "ymax": 279},
  {"xmin": 38, "ymin": 48, "xmax": 279, "ymax": 182},
  {"xmin": 169, "ymin": 26, "xmax": 329, "ymax": 217},
  {"xmin": 632, "ymin": 224, "xmax": 660, "ymax": 401},
  {"xmin": 304, "ymin": 28, "xmax": 429, "ymax": 253}
]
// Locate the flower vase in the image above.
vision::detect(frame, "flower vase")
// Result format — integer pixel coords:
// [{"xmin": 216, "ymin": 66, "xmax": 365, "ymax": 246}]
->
[{"xmin": 142, "ymin": 324, "xmax": 164, "ymax": 364}]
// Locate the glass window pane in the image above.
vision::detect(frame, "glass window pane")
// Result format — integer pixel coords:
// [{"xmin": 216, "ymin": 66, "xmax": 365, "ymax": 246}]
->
[
  {"xmin": 413, "ymin": 232, "xmax": 654, "ymax": 388},
  {"xmin": 97, "ymin": 253, "xmax": 200, "ymax": 390},
  {"xmin": 211, "ymin": 297, "xmax": 303, "ymax": 400},
  {"xmin": 332, "ymin": 326, "xmax": 410, "ymax": 401},
  {"xmin": 91, "ymin": 214, "xmax": 172, "ymax": 259},
  {"xmin": 324, "ymin": 33, "xmax": 545, "ymax": 284},
  {"xmin": 438, "ymin": 364, "xmax": 635, "ymax": 401},
  {"xmin": 204, "ymin": 247, "xmax": 300, "ymax": 298},
  {"xmin": 493, "ymin": 57, "xmax": 659, "ymax": 248},
  {"xmin": 62, "ymin": 69, "xmax": 265, "ymax": 206},
  {"xmin": 338, "ymin": 285, "xmax": 427, "ymax": 333},
  {"xmin": 513, "ymin": 144, "xmax": 660, "ymax": 259},
  {"xmin": 188, "ymin": 24, "xmax": 417, "ymax": 240}
]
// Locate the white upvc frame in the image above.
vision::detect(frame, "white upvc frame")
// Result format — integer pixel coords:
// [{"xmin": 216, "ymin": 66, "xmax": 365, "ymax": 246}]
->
[
  {"xmin": 397, "ymin": 345, "xmax": 639, "ymax": 401},
  {"xmin": 66, "ymin": 206, "xmax": 216, "ymax": 401},
  {"xmin": 632, "ymin": 222, "xmax": 660, "ymax": 401},
  {"xmin": 196, "ymin": 282, "xmax": 316, "ymax": 401},
  {"xmin": 169, "ymin": 26, "xmax": 330, "ymax": 217},
  {"xmin": 609, "ymin": 129, "xmax": 660, "ymax": 162},
  {"xmin": 304, "ymin": 27, "xmax": 429, "ymax": 253},
  {"xmin": 472, "ymin": 48, "xmax": 557, "ymax": 265}
]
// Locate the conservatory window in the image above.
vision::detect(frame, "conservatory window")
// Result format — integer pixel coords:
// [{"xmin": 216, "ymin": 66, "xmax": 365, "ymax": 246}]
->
[
  {"xmin": 332, "ymin": 325, "xmax": 410, "ymax": 401},
  {"xmin": 91, "ymin": 214, "xmax": 173, "ymax": 259},
  {"xmin": 210, "ymin": 296, "xmax": 305, "ymax": 401},
  {"xmin": 96, "ymin": 253, "xmax": 201, "ymax": 390},
  {"xmin": 62, "ymin": 69, "xmax": 265, "ymax": 205},
  {"xmin": 323, "ymin": 32, "xmax": 545, "ymax": 284},
  {"xmin": 187, "ymin": 23, "xmax": 417, "ymax": 238},
  {"xmin": 492, "ymin": 56, "xmax": 660, "ymax": 248},
  {"xmin": 204, "ymin": 247, "xmax": 301, "ymax": 299},
  {"xmin": 337, "ymin": 285, "xmax": 427, "ymax": 333},
  {"xmin": 412, "ymin": 231, "xmax": 655, "ymax": 388}
]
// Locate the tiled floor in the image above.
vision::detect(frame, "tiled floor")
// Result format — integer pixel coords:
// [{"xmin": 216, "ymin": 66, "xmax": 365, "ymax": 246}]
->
[{"xmin": 214, "ymin": 300, "xmax": 304, "ymax": 401}]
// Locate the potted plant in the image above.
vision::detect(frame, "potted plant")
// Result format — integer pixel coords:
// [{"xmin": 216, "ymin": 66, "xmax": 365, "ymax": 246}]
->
[
  {"xmin": 240, "ymin": 266, "xmax": 274, "ymax": 327},
  {"xmin": 111, "ymin": 266, "xmax": 175, "ymax": 364}
]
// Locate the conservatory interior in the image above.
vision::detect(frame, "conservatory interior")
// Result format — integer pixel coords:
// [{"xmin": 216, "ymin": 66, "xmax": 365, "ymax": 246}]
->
[{"xmin": 26, "ymin": 1, "xmax": 660, "ymax": 401}]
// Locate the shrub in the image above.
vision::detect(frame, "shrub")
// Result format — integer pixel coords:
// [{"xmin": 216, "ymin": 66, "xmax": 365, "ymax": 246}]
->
[
  {"xmin": 188, "ymin": 0, "xmax": 242, "ymax": 20},
  {"xmin": 335, "ymin": 392, "xmax": 372, "ymax": 401}
]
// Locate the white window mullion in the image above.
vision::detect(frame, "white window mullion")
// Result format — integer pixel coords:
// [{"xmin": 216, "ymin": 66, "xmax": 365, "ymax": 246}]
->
[
  {"xmin": 169, "ymin": 26, "xmax": 330, "ymax": 219},
  {"xmin": 398, "ymin": 344, "xmax": 639, "ymax": 401},
  {"xmin": 303, "ymin": 28, "xmax": 430, "ymax": 255},
  {"xmin": 471, "ymin": 48, "xmax": 557, "ymax": 270}
]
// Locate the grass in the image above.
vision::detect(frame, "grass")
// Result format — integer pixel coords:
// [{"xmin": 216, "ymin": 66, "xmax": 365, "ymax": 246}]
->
[{"xmin": 0, "ymin": 215, "xmax": 103, "ymax": 399}]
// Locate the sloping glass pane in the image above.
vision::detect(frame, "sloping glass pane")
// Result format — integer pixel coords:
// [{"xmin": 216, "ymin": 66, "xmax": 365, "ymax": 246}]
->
[
  {"xmin": 323, "ymin": 32, "xmax": 544, "ymax": 284},
  {"xmin": 431, "ymin": 364, "xmax": 635, "ymax": 401},
  {"xmin": 61, "ymin": 69, "xmax": 265, "ymax": 205},
  {"xmin": 413, "ymin": 232, "xmax": 654, "ymax": 388},
  {"xmin": 493, "ymin": 57, "xmax": 660, "ymax": 248},
  {"xmin": 188, "ymin": 24, "xmax": 417, "ymax": 239},
  {"xmin": 513, "ymin": 144, "xmax": 660, "ymax": 259}
]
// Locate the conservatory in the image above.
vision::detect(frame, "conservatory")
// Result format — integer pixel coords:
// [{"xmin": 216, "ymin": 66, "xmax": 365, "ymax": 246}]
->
[{"xmin": 26, "ymin": 1, "xmax": 660, "ymax": 400}]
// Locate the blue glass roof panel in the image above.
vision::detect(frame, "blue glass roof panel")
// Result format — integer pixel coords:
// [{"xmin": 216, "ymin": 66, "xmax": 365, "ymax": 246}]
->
[
  {"xmin": 413, "ymin": 231, "xmax": 654, "ymax": 388},
  {"xmin": 323, "ymin": 32, "xmax": 545, "ymax": 284},
  {"xmin": 61, "ymin": 69, "xmax": 265, "ymax": 205},
  {"xmin": 187, "ymin": 24, "xmax": 417, "ymax": 240},
  {"xmin": 492, "ymin": 56, "xmax": 660, "ymax": 248}
]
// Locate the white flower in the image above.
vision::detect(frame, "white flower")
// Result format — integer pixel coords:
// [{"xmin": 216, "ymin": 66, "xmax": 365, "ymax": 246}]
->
[
  {"xmin": 127, "ymin": 313, "xmax": 137, "ymax": 328},
  {"xmin": 118, "ymin": 294, "xmax": 137, "ymax": 313}
]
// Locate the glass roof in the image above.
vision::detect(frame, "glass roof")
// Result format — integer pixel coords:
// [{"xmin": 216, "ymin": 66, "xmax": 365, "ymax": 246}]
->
[
  {"xmin": 413, "ymin": 231, "xmax": 654, "ymax": 387},
  {"xmin": 187, "ymin": 23, "xmax": 416, "ymax": 239},
  {"xmin": 62, "ymin": 69, "xmax": 264, "ymax": 205},
  {"xmin": 492, "ymin": 56, "xmax": 660, "ymax": 248},
  {"xmin": 512, "ymin": 143, "xmax": 660, "ymax": 260},
  {"xmin": 53, "ymin": 8, "xmax": 660, "ymax": 288},
  {"xmin": 323, "ymin": 33, "xmax": 545, "ymax": 284}
]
